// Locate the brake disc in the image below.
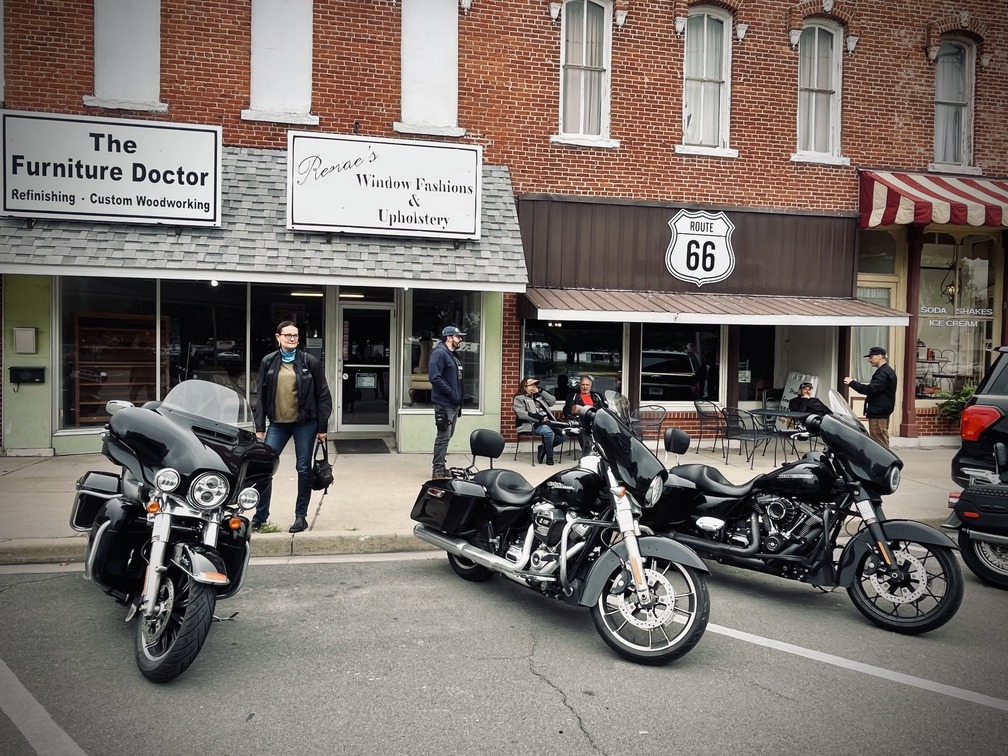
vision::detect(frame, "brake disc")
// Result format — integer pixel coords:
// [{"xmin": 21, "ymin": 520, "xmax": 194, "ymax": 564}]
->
[
  {"xmin": 868, "ymin": 548, "xmax": 927, "ymax": 604},
  {"xmin": 614, "ymin": 568, "xmax": 678, "ymax": 630}
]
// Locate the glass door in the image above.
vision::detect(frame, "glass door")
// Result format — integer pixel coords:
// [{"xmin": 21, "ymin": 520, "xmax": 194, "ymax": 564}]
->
[{"xmin": 337, "ymin": 305, "xmax": 394, "ymax": 431}]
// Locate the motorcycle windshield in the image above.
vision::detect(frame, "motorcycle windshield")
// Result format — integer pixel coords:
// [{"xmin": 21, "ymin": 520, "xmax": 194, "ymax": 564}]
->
[
  {"xmin": 816, "ymin": 413, "xmax": 902, "ymax": 484},
  {"xmin": 594, "ymin": 392, "xmax": 667, "ymax": 497},
  {"xmin": 160, "ymin": 379, "xmax": 253, "ymax": 427}
]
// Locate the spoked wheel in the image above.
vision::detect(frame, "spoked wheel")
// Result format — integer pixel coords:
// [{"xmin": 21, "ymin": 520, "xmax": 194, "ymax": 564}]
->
[
  {"xmin": 447, "ymin": 552, "xmax": 494, "ymax": 582},
  {"xmin": 847, "ymin": 539, "xmax": 964, "ymax": 634},
  {"xmin": 958, "ymin": 530, "xmax": 1008, "ymax": 589},
  {"xmin": 135, "ymin": 567, "xmax": 216, "ymax": 682},
  {"xmin": 591, "ymin": 556, "xmax": 709, "ymax": 664}
]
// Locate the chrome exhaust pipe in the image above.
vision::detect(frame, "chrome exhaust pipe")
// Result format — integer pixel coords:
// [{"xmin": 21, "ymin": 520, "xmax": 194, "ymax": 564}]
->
[
  {"xmin": 413, "ymin": 524, "xmax": 532, "ymax": 574},
  {"xmin": 963, "ymin": 528, "xmax": 1008, "ymax": 547}
]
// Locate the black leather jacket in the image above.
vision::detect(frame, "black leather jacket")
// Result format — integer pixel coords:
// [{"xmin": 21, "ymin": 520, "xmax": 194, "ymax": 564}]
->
[{"xmin": 254, "ymin": 350, "xmax": 333, "ymax": 433}]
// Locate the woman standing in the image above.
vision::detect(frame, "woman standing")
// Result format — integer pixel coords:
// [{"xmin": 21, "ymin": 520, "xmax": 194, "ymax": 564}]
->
[{"xmin": 513, "ymin": 377, "xmax": 564, "ymax": 465}]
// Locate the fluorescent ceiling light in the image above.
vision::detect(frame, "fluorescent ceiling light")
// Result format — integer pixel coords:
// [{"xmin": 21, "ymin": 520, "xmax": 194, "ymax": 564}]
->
[
  {"xmin": 338, "ymin": 292, "xmax": 365, "ymax": 299},
  {"xmin": 290, "ymin": 291, "xmax": 323, "ymax": 297}
]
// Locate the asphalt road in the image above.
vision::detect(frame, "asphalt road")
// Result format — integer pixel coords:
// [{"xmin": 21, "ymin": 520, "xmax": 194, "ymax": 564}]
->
[{"xmin": 1, "ymin": 553, "xmax": 1006, "ymax": 756}]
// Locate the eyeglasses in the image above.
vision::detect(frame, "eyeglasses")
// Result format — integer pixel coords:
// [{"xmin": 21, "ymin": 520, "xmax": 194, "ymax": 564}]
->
[{"xmin": 279, "ymin": 333, "xmax": 299, "ymax": 340}]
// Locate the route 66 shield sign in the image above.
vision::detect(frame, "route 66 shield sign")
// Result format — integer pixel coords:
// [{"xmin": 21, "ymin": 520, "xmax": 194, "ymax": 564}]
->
[{"xmin": 665, "ymin": 209, "xmax": 736, "ymax": 287}]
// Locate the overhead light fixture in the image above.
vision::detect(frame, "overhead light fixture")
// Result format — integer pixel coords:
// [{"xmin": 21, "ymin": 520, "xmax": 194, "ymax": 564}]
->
[
  {"xmin": 789, "ymin": 28, "xmax": 802, "ymax": 50},
  {"xmin": 210, "ymin": 279, "xmax": 219, "ymax": 287},
  {"xmin": 846, "ymin": 34, "xmax": 859, "ymax": 55},
  {"xmin": 549, "ymin": 2, "xmax": 561, "ymax": 23},
  {"xmin": 338, "ymin": 292, "xmax": 365, "ymax": 299},
  {"xmin": 614, "ymin": 9, "xmax": 628, "ymax": 29},
  {"xmin": 291, "ymin": 290, "xmax": 323, "ymax": 297},
  {"xmin": 459, "ymin": 0, "xmax": 472, "ymax": 14},
  {"xmin": 940, "ymin": 262, "xmax": 958, "ymax": 304},
  {"xmin": 735, "ymin": 22, "xmax": 748, "ymax": 42},
  {"xmin": 674, "ymin": 16, "xmax": 687, "ymax": 37}
]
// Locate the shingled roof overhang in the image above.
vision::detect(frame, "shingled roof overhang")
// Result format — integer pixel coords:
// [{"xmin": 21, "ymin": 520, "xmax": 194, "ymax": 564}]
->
[
  {"xmin": 0, "ymin": 147, "xmax": 528, "ymax": 293},
  {"xmin": 524, "ymin": 288, "xmax": 909, "ymax": 326}
]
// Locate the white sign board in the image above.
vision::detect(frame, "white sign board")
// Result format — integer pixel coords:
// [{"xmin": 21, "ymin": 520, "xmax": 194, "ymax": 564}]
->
[
  {"xmin": 2, "ymin": 110, "xmax": 222, "ymax": 226},
  {"xmin": 287, "ymin": 132, "xmax": 482, "ymax": 240},
  {"xmin": 665, "ymin": 209, "xmax": 736, "ymax": 286}
]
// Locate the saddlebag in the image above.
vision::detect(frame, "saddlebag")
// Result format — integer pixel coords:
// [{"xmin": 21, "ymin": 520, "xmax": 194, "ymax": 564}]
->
[
  {"xmin": 956, "ymin": 484, "xmax": 1008, "ymax": 530},
  {"xmin": 70, "ymin": 470, "xmax": 121, "ymax": 532},
  {"xmin": 410, "ymin": 479, "xmax": 487, "ymax": 534}
]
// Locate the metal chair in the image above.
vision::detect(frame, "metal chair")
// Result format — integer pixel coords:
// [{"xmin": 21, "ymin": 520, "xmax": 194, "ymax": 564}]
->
[
  {"xmin": 694, "ymin": 401, "xmax": 728, "ymax": 457},
  {"xmin": 721, "ymin": 407, "xmax": 774, "ymax": 469},
  {"xmin": 513, "ymin": 424, "xmax": 539, "ymax": 465},
  {"xmin": 631, "ymin": 405, "xmax": 668, "ymax": 460}
]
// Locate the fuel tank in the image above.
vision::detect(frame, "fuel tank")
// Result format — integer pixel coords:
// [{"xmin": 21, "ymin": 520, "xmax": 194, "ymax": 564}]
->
[
  {"xmin": 757, "ymin": 459, "xmax": 835, "ymax": 501},
  {"xmin": 534, "ymin": 466, "xmax": 604, "ymax": 512}
]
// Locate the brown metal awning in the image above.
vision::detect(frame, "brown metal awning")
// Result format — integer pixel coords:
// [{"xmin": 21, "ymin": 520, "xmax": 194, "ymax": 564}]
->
[{"xmin": 523, "ymin": 288, "xmax": 909, "ymax": 326}]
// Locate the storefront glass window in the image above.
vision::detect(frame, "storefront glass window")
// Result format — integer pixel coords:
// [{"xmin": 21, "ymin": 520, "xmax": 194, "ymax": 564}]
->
[
  {"xmin": 858, "ymin": 230, "xmax": 897, "ymax": 275},
  {"xmin": 403, "ymin": 291, "xmax": 482, "ymax": 409},
  {"xmin": 521, "ymin": 321, "xmax": 623, "ymax": 403},
  {"xmin": 641, "ymin": 324, "xmax": 719, "ymax": 403}
]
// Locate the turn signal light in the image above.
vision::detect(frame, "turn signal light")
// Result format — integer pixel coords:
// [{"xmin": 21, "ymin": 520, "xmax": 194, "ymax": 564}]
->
[
  {"xmin": 229, "ymin": 517, "xmax": 243, "ymax": 530},
  {"xmin": 961, "ymin": 510, "xmax": 981, "ymax": 519},
  {"xmin": 146, "ymin": 501, "xmax": 160, "ymax": 514}
]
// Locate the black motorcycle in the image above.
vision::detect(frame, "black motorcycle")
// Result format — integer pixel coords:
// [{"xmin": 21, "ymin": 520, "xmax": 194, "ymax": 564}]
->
[
  {"xmin": 70, "ymin": 380, "xmax": 278, "ymax": 682},
  {"xmin": 944, "ymin": 442, "xmax": 1008, "ymax": 589},
  {"xmin": 646, "ymin": 390, "xmax": 964, "ymax": 635},
  {"xmin": 411, "ymin": 402, "xmax": 711, "ymax": 664}
]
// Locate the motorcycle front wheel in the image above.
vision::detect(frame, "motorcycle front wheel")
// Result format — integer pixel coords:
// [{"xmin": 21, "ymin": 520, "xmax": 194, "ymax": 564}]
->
[
  {"xmin": 591, "ymin": 556, "xmax": 709, "ymax": 664},
  {"xmin": 957, "ymin": 530, "xmax": 1008, "ymax": 589},
  {"xmin": 847, "ymin": 539, "xmax": 964, "ymax": 634},
  {"xmin": 135, "ymin": 567, "xmax": 216, "ymax": 682}
]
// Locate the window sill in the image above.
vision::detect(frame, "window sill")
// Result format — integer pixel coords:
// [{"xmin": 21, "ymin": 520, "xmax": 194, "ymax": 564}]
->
[
  {"xmin": 241, "ymin": 109, "xmax": 320, "ymax": 126},
  {"xmin": 82, "ymin": 96, "xmax": 168, "ymax": 113},
  {"xmin": 928, "ymin": 162, "xmax": 983, "ymax": 176},
  {"xmin": 790, "ymin": 152, "xmax": 851, "ymax": 167},
  {"xmin": 393, "ymin": 122, "xmax": 466, "ymax": 137},
  {"xmin": 674, "ymin": 145, "xmax": 739, "ymax": 159},
  {"xmin": 550, "ymin": 134, "xmax": 620, "ymax": 149}
]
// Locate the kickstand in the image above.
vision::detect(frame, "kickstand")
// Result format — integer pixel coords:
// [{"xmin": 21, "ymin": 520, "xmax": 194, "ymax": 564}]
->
[{"xmin": 213, "ymin": 611, "xmax": 240, "ymax": 622}]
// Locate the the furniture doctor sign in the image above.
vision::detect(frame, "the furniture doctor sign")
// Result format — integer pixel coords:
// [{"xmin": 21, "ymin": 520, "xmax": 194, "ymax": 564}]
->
[
  {"xmin": 287, "ymin": 132, "xmax": 481, "ymax": 240},
  {"xmin": 1, "ymin": 110, "xmax": 222, "ymax": 226},
  {"xmin": 665, "ymin": 209, "xmax": 736, "ymax": 286}
]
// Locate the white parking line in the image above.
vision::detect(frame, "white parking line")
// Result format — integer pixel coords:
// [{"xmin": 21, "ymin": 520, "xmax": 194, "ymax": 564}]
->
[
  {"xmin": 0, "ymin": 658, "xmax": 87, "ymax": 755},
  {"xmin": 709, "ymin": 623, "xmax": 1008, "ymax": 712}
]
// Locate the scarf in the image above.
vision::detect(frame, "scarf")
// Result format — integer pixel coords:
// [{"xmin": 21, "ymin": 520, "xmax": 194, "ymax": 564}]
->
[{"xmin": 280, "ymin": 347, "xmax": 297, "ymax": 364}]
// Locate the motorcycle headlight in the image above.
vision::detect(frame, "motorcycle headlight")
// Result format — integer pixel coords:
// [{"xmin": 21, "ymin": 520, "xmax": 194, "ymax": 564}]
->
[
  {"xmin": 235, "ymin": 487, "xmax": 260, "ymax": 511},
  {"xmin": 153, "ymin": 468, "xmax": 181, "ymax": 492},
  {"xmin": 885, "ymin": 465, "xmax": 901, "ymax": 494},
  {"xmin": 644, "ymin": 474, "xmax": 664, "ymax": 508},
  {"xmin": 189, "ymin": 472, "xmax": 230, "ymax": 510}
]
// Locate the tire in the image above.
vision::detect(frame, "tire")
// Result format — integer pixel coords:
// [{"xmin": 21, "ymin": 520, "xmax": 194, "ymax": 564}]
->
[
  {"xmin": 847, "ymin": 539, "xmax": 964, "ymax": 634},
  {"xmin": 957, "ymin": 530, "xmax": 1008, "ymax": 589},
  {"xmin": 447, "ymin": 552, "xmax": 494, "ymax": 582},
  {"xmin": 135, "ymin": 567, "xmax": 216, "ymax": 683},
  {"xmin": 591, "ymin": 556, "xmax": 709, "ymax": 664}
]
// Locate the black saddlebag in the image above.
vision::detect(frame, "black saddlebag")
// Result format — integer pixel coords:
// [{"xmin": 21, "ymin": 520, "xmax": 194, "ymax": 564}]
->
[
  {"xmin": 410, "ymin": 479, "xmax": 487, "ymax": 534},
  {"xmin": 956, "ymin": 484, "xmax": 1008, "ymax": 530},
  {"xmin": 70, "ymin": 470, "xmax": 121, "ymax": 532}
]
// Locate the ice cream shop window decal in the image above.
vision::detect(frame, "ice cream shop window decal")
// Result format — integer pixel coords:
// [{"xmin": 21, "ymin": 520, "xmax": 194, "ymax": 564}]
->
[{"xmin": 665, "ymin": 209, "xmax": 736, "ymax": 286}]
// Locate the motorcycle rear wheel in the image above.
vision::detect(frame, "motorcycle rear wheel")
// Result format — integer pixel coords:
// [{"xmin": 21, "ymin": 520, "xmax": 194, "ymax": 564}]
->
[
  {"xmin": 591, "ymin": 556, "xmax": 709, "ymax": 664},
  {"xmin": 957, "ymin": 530, "xmax": 1008, "ymax": 589},
  {"xmin": 135, "ymin": 567, "xmax": 216, "ymax": 682},
  {"xmin": 847, "ymin": 539, "xmax": 963, "ymax": 634},
  {"xmin": 447, "ymin": 552, "xmax": 494, "ymax": 581}
]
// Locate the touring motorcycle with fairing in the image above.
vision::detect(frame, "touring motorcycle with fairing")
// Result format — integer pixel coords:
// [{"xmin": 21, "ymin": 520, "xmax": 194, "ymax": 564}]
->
[
  {"xmin": 645, "ymin": 390, "xmax": 964, "ymax": 634},
  {"xmin": 70, "ymin": 380, "xmax": 278, "ymax": 682},
  {"xmin": 411, "ymin": 399, "xmax": 710, "ymax": 664}
]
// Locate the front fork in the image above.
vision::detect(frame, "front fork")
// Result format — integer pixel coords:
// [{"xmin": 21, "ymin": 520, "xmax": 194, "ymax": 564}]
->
[
  {"xmin": 609, "ymin": 474, "xmax": 655, "ymax": 608},
  {"xmin": 140, "ymin": 508, "xmax": 172, "ymax": 616},
  {"xmin": 854, "ymin": 498, "xmax": 903, "ymax": 580}
]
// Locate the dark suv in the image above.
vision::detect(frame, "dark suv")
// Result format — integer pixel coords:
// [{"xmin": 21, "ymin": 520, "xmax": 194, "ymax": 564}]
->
[{"xmin": 951, "ymin": 345, "xmax": 1008, "ymax": 488}]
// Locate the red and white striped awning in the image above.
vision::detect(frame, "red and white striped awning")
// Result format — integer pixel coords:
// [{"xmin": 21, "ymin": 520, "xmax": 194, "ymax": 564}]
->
[{"xmin": 859, "ymin": 170, "xmax": 1008, "ymax": 228}]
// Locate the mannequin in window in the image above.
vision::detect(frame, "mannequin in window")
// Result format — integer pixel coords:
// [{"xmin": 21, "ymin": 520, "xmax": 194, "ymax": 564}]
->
[{"xmin": 409, "ymin": 335, "xmax": 434, "ymax": 405}]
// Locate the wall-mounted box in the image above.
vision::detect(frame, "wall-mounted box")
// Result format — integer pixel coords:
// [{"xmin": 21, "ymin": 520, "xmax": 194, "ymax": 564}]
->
[
  {"xmin": 9, "ymin": 366, "xmax": 45, "ymax": 385},
  {"xmin": 13, "ymin": 327, "xmax": 38, "ymax": 354}
]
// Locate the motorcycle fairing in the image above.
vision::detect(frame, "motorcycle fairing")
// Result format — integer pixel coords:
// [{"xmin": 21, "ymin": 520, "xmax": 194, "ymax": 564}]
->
[
  {"xmin": 577, "ymin": 535, "xmax": 710, "ymax": 608},
  {"xmin": 813, "ymin": 414, "xmax": 903, "ymax": 489},
  {"xmin": 835, "ymin": 519, "xmax": 959, "ymax": 587}
]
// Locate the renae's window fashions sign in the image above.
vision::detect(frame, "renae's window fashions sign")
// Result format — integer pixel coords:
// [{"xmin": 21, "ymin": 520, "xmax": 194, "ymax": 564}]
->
[
  {"xmin": 287, "ymin": 132, "xmax": 482, "ymax": 240},
  {"xmin": 1, "ymin": 111, "xmax": 222, "ymax": 227}
]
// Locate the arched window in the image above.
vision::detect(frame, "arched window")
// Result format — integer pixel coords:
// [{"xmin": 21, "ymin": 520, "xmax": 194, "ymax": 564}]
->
[{"xmin": 933, "ymin": 39, "xmax": 975, "ymax": 168}]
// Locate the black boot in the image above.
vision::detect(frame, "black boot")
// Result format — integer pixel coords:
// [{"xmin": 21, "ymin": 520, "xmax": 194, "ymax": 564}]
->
[
  {"xmin": 537, "ymin": 444, "xmax": 546, "ymax": 464},
  {"xmin": 289, "ymin": 516, "xmax": 308, "ymax": 533}
]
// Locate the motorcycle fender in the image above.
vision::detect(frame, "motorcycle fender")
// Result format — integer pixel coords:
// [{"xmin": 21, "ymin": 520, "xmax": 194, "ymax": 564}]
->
[
  {"xmin": 170, "ymin": 542, "xmax": 230, "ymax": 586},
  {"xmin": 577, "ymin": 535, "xmax": 709, "ymax": 608},
  {"xmin": 836, "ymin": 519, "xmax": 958, "ymax": 587}
]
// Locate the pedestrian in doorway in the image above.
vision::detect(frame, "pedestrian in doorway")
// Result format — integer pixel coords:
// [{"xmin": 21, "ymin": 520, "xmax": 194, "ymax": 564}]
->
[
  {"xmin": 253, "ymin": 320, "xmax": 332, "ymax": 533},
  {"xmin": 429, "ymin": 325, "xmax": 466, "ymax": 479},
  {"xmin": 844, "ymin": 346, "xmax": 897, "ymax": 448}
]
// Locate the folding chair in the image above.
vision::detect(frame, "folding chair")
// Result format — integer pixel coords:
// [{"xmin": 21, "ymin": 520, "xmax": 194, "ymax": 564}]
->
[
  {"xmin": 631, "ymin": 405, "xmax": 668, "ymax": 460},
  {"xmin": 693, "ymin": 401, "xmax": 728, "ymax": 457}
]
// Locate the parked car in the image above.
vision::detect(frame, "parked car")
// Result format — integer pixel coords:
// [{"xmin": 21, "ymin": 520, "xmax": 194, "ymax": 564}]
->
[
  {"xmin": 640, "ymin": 349, "xmax": 701, "ymax": 402},
  {"xmin": 951, "ymin": 345, "xmax": 1008, "ymax": 488}
]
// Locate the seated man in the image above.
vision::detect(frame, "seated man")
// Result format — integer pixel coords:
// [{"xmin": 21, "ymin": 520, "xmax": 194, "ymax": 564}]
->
[
  {"xmin": 788, "ymin": 382, "xmax": 832, "ymax": 417},
  {"xmin": 513, "ymin": 377, "xmax": 565, "ymax": 465},
  {"xmin": 563, "ymin": 375, "xmax": 605, "ymax": 452}
]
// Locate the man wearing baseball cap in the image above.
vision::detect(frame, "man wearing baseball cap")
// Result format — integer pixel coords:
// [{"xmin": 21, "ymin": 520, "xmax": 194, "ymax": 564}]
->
[
  {"xmin": 844, "ymin": 346, "xmax": 898, "ymax": 448},
  {"xmin": 428, "ymin": 325, "xmax": 466, "ymax": 478}
]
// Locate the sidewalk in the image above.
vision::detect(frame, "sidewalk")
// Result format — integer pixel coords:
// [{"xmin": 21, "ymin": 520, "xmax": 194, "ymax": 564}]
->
[{"xmin": 0, "ymin": 436, "xmax": 960, "ymax": 565}]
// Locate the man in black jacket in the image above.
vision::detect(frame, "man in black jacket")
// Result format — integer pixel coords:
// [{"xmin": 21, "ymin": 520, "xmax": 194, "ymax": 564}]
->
[
  {"xmin": 788, "ymin": 382, "xmax": 832, "ymax": 417},
  {"xmin": 844, "ymin": 346, "xmax": 897, "ymax": 448},
  {"xmin": 253, "ymin": 321, "xmax": 332, "ymax": 532}
]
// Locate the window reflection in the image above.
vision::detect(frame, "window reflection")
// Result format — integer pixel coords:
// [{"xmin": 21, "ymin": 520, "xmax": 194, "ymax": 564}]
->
[{"xmin": 523, "ymin": 321, "xmax": 623, "ymax": 404}]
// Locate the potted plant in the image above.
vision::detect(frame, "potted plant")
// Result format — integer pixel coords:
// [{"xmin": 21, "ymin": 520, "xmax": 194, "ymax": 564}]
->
[{"xmin": 937, "ymin": 383, "xmax": 976, "ymax": 424}]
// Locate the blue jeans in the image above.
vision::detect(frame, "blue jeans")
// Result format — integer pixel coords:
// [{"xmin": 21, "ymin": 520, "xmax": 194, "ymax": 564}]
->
[
  {"xmin": 256, "ymin": 420, "xmax": 317, "ymax": 522},
  {"xmin": 533, "ymin": 423, "xmax": 564, "ymax": 462}
]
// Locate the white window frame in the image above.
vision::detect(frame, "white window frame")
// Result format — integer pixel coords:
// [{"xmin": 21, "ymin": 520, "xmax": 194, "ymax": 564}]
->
[
  {"xmin": 791, "ymin": 20, "xmax": 849, "ymax": 166},
  {"xmin": 551, "ymin": 0, "xmax": 618, "ymax": 148},
  {"xmin": 675, "ymin": 6, "xmax": 738, "ymax": 159},
  {"xmin": 83, "ymin": 0, "xmax": 166, "ymax": 112},
  {"xmin": 930, "ymin": 37, "xmax": 977, "ymax": 174},
  {"xmin": 241, "ymin": 0, "xmax": 318, "ymax": 126}
]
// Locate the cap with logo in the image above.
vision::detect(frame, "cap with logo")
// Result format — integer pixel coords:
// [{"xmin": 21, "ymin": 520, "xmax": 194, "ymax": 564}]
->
[
  {"xmin": 441, "ymin": 326, "xmax": 466, "ymax": 338},
  {"xmin": 863, "ymin": 346, "xmax": 887, "ymax": 357}
]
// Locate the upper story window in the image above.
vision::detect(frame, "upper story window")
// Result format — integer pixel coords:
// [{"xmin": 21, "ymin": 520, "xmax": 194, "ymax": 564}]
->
[
  {"xmin": 241, "ymin": 0, "xmax": 318, "ymax": 126},
  {"xmin": 553, "ymin": 0, "xmax": 617, "ymax": 148},
  {"xmin": 793, "ymin": 21, "xmax": 848, "ymax": 165},
  {"xmin": 679, "ymin": 7, "xmax": 736, "ymax": 156},
  {"xmin": 932, "ymin": 39, "xmax": 975, "ymax": 171},
  {"xmin": 395, "ymin": 0, "xmax": 464, "ymax": 137},
  {"xmin": 83, "ymin": 0, "xmax": 165, "ymax": 112}
]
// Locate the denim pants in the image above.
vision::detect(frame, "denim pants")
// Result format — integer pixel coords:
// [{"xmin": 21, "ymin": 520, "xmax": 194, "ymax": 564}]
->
[
  {"xmin": 256, "ymin": 420, "xmax": 317, "ymax": 522},
  {"xmin": 533, "ymin": 423, "xmax": 565, "ymax": 462},
  {"xmin": 431, "ymin": 404, "xmax": 460, "ymax": 473}
]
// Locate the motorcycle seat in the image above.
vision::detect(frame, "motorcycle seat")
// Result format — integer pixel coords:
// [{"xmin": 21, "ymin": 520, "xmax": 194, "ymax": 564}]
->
[
  {"xmin": 473, "ymin": 469, "xmax": 536, "ymax": 506},
  {"xmin": 671, "ymin": 464, "xmax": 755, "ymax": 498}
]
